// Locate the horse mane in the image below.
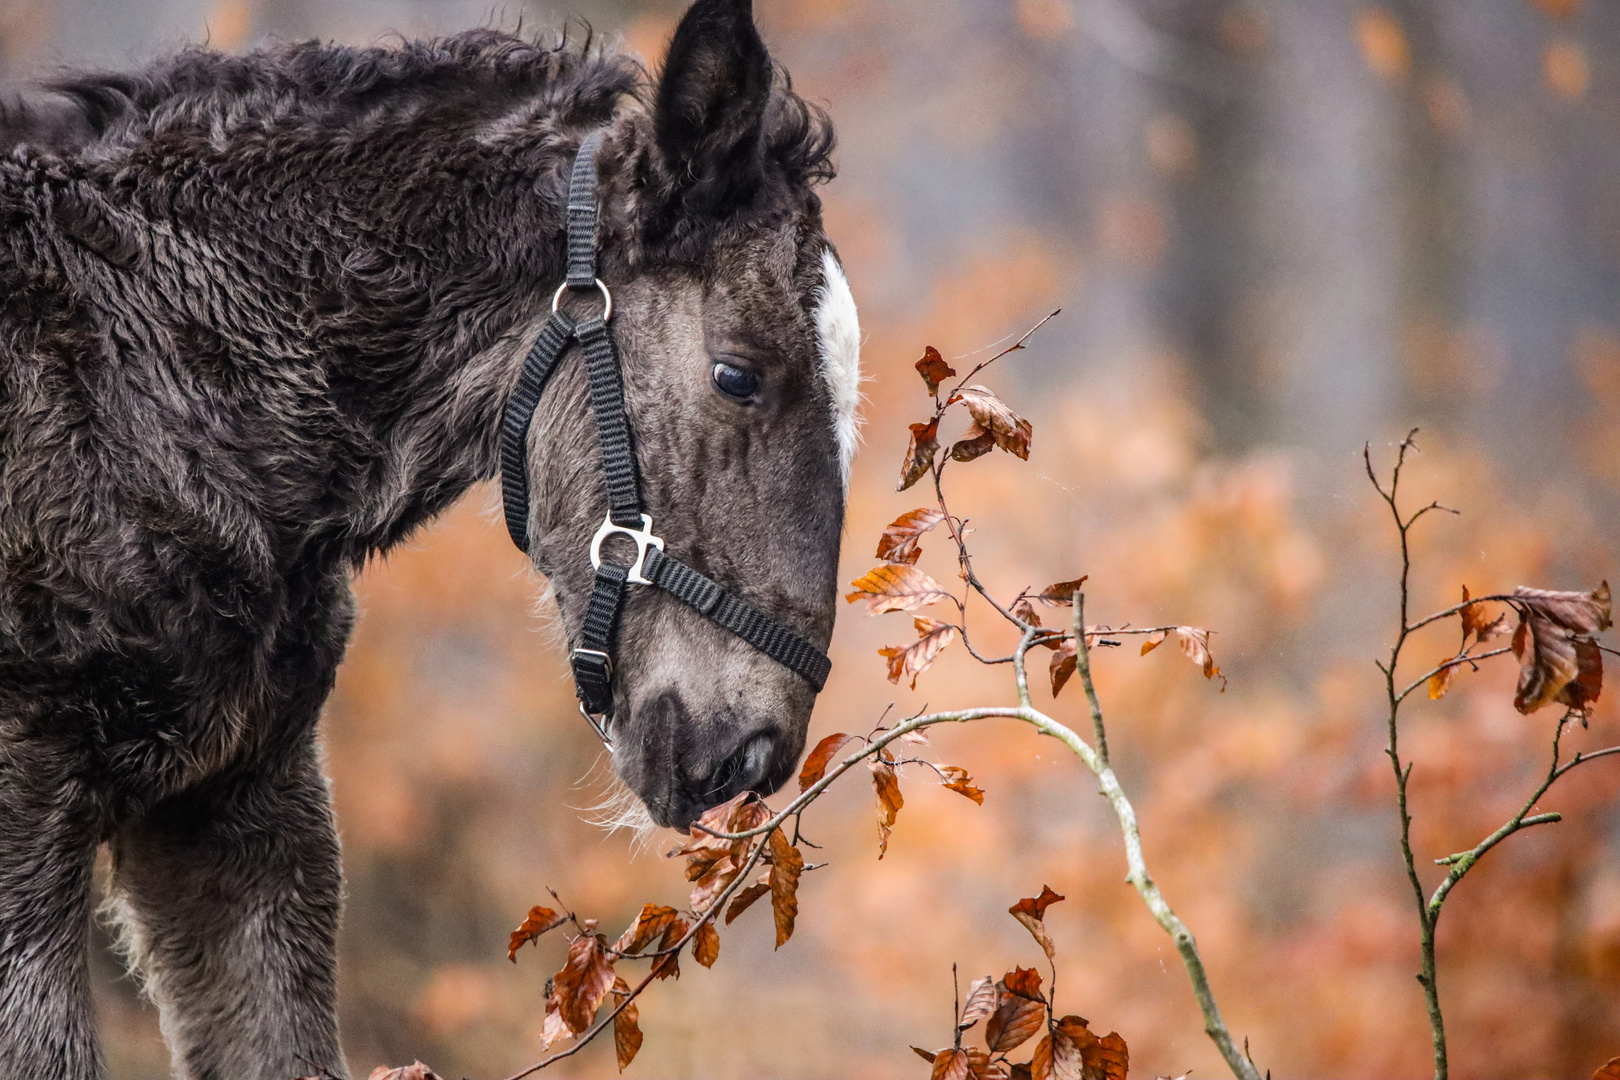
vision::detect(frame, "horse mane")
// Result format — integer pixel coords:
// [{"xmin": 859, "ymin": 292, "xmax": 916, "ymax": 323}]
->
[
  {"xmin": 11, "ymin": 29, "xmax": 639, "ymax": 150},
  {"xmin": 0, "ymin": 27, "xmax": 835, "ymax": 185}
]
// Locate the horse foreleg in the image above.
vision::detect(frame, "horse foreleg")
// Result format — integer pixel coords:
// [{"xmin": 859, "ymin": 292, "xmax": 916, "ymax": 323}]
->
[
  {"xmin": 108, "ymin": 732, "xmax": 349, "ymax": 1080},
  {"xmin": 0, "ymin": 733, "xmax": 103, "ymax": 1080}
]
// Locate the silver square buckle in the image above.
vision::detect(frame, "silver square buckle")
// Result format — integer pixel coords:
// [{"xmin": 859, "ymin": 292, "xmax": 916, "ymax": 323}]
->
[
  {"xmin": 569, "ymin": 646, "xmax": 613, "ymax": 679},
  {"xmin": 589, "ymin": 512, "xmax": 664, "ymax": 585}
]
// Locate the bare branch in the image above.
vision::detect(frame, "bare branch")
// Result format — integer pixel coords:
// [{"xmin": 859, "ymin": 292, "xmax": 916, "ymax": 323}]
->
[
  {"xmin": 1062, "ymin": 593, "xmax": 1259, "ymax": 1080},
  {"xmin": 1396, "ymin": 647, "xmax": 1513, "ymax": 705},
  {"xmin": 1405, "ymin": 594, "xmax": 1520, "ymax": 636},
  {"xmin": 945, "ymin": 308, "xmax": 1061, "ymax": 395}
]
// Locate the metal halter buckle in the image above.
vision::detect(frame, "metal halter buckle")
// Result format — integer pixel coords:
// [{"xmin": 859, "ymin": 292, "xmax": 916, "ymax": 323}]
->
[
  {"xmin": 590, "ymin": 512, "xmax": 664, "ymax": 585},
  {"xmin": 551, "ymin": 278, "xmax": 613, "ymax": 321},
  {"xmin": 569, "ymin": 646, "xmax": 613, "ymax": 679}
]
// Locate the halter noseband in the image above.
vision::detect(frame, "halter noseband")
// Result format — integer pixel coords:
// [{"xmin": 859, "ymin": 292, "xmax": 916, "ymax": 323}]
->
[{"xmin": 498, "ymin": 130, "xmax": 833, "ymax": 748}]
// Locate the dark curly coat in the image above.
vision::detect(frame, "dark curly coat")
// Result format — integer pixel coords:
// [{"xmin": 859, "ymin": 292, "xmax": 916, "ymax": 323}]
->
[{"xmin": 0, "ymin": 1, "xmax": 857, "ymax": 1075}]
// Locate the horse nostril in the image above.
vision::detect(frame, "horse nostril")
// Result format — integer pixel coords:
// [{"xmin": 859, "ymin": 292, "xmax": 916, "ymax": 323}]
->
[{"xmin": 706, "ymin": 732, "xmax": 777, "ymax": 802}]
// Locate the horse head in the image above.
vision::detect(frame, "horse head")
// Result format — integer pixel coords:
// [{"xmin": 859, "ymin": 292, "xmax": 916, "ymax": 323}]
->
[{"xmin": 520, "ymin": 0, "xmax": 859, "ymax": 829}]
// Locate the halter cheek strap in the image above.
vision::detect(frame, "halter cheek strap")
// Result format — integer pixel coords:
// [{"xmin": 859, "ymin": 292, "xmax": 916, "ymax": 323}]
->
[{"xmin": 498, "ymin": 130, "xmax": 833, "ymax": 744}]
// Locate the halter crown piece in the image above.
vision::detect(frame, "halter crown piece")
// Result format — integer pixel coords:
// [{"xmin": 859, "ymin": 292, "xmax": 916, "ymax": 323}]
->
[{"xmin": 499, "ymin": 130, "xmax": 833, "ymax": 747}]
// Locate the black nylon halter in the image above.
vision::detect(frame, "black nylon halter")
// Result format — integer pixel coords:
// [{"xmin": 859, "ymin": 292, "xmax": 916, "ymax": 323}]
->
[{"xmin": 499, "ymin": 131, "xmax": 833, "ymax": 745}]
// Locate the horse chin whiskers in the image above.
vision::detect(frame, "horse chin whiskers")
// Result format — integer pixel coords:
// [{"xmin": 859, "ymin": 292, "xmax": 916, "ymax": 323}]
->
[
  {"xmin": 580, "ymin": 781, "xmax": 658, "ymax": 853},
  {"xmin": 572, "ymin": 755, "xmax": 659, "ymax": 854}
]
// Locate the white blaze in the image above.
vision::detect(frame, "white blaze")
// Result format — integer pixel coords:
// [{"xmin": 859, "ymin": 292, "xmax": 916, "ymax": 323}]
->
[{"xmin": 814, "ymin": 248, "xmax": 862, "ymax": 486}]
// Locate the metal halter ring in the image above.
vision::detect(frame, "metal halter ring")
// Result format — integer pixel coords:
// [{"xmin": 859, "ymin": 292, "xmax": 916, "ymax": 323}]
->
[
  {"xmin": 590, "ymin": 512, "xmax": 664, "ymax": 586},
  {"xmin": 578, "ymin": 701, "xmax": 614, "ymax": 750},
  {"xmin": 552, "ymin": 278, "xmax": 613, "ymax": 321}
]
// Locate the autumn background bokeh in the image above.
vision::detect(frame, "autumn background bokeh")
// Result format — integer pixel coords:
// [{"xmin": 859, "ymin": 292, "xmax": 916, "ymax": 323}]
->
[{"xmin": 8, "ymin": 0, "xmax": 1620, "ymax": 1076}]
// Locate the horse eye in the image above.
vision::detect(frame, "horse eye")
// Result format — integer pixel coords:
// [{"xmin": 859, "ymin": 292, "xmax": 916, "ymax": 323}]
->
[{"xmin": 711, "ymin": 361, "xmax": 761, "ymax": 402}]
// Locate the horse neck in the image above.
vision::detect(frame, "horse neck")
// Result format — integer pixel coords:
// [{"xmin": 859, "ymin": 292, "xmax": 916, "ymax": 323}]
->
[
  {"xmin": 327, "ymin": 261, "xmax": 559, "ymax": 560},
  {"xmin": 259, "ymin": 134, "xmax": 597, "ymax": 562}
]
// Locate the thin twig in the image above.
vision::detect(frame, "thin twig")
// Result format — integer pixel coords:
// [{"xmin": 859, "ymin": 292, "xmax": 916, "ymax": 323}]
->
[
  {"xmin": 944, "ymin": 309, "xmax": 1061, "ymax": 397},
  {"xmin": 1364, "ymin": 430, "xmax": 1620, "ymax": 1080},
  {"xmin": 1404, "ymin": 594, "xmax": 1521, "ymax": 636},
  {"xmin": 1063, "ymin": 593, "xmax": 1260, "ymax": 1080},
  {"xmin": 1396, "ymin": 647, "xmax": 1513, "ymax": 705},
  {"xmin": 1424, "ymin": 715, "xmax": 1619, "ymax": 911},
  {"xmin": 1367, "ymin": 431, "xmax": 1449, "ymax": 1080},
  {"xmin": 1073, "ymin": 597, "xmax": 1109, "ymax": 766}
]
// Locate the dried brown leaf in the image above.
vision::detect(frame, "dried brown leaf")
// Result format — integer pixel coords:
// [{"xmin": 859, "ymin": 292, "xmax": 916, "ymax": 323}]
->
[
  {"xmin": 672, "ymin": 791, "xmax": 761, "ymax": 879},
  {"xmin": 613, "ymin": 904, "xmax": 681, "ymax": 956},
  {"xmin": 1513, "ymin": 613, "xmax": 1572, "ymax": 714},
  {"xmin": 1511, "ymin": 582, "xmax": 1612, "ymax": 713},
  {"xmin": 537, "ymin": 995, "xmax": 570, "ymax": 1051},
  {"xmin": 1559, "ymin": 637, "xmax": 1604, "ymax": 712},
  {"xmin": 1053, "ymin": 1017, "xmax": 1100, "ymax": 1080},
  {"xmin": 917, "ymin": 346, "xmax": 958, "ymax": 396},
  {"xmin": 508, "ymin": 906, "xmax": 568, "ymax": 962},
  {"xmin": 1011, "ymin": 884, "xmax": 1066, "ymax": 922},
  {"xmin": 800, "ymin": 732, "xmax": 856, "ymax": 791},
  {"xmin": 1464, "ymin": 586, "xmax": 1509, "ymax": 647},
  {"xmin": 939, "ymin": 764, "xmax": 985, "ymax": 805},
  {"xmin": 871, "ymin": 758, "xmax": 905, "ymax": 858},
  {"xmin": 1515, "ymin": 582, "xmax": 1613, "ymax": 634},
  {"xmin": 553, "ymin": 933, "xmax": 616, "ymax": 1034},
  {"xmin": 1428, "ymin": 661, "xmax": 1459, "ymax": 700},
  {"xmin": 960, "ymin": 975, "xmax": 999, "ymax": 1030},
  {"xmin": 986, "ymin": 996, "xmax": 1045, "ymax": 1053},
  {"xmin": 949, "ymin": 385, "xmax": 1033, "ymax": 459},
  {"xmin": 1593, "ymin": 1056, "xmax": 1620, "ymax": 1080},
  {"xmin": 878, "ymin": 507, "xmax": 948, "ymax": 565},
  {"xmin": 1030, "ymin": 1034, "xmax": 1057, "ymax": 1080},
  {"xmin": 1047, "ymin": 1025, "xmax": 1090, "ymax": 1080},
  {"xmin": 1176, "ymin": 627, "xmax": 1227, "ymax": 690},
  {"xmin": 1085, "ymin": 1031, "xmax": 1129, "ymax": 1080},
  {"xmin": 847, "ymin": 564, "xmax": 954, "ymax": 615},
  {"xmin": 723, "ymin": 795, "xmax": 770, "ymax": 864},
  {"xmin": 1460, "ymin": 585, "xmax": 1492, "ymax": 641},
  {"xmin": 1038, "ymin": 577, "xmax": 1089, "ymax": 606},
  {"xmin": 1003, "ymin": 965, "xmax": 1045, "ymax": 1002},
  {"xmin": 914, "ymin": 1047, "xmax": 940, "ymax": 1064},
  {"xmin": 725, "ymin": 880, "xmax": 772, "ymax": 925},
  {"xmin": 965, "ymin": 1047, "xmax": 1002, "ymax": 1080},
  {"xmin": 950, "ymin": 423, "xmax": 997, "ymax": 463},
  {"xmin": 368, "ymin": 1065, "xmax": 443, "ymax": 1080},
  {"xmin": 1050, "ymin": 639, "xmax": 1077, "ymax": 697},
  {"xmin": 881, "ymin": 617, "xmax": 959, "ymax": 689},
  {"xmin": 933, "ymin": 1049, "xmax": 972, "ymax": 1080},
  {"xmin": 1140, "ymin": 630, "xmax": 1167, "ymax": 655},
  {"xmin": 1513, "ymin": 618, "xmax": 1604, "ymax": 714},
  {"xmin": 900, "ymin": 418, "xmax": 941, "ymax": 491},
  {"xmin": 689, "ymin": 854, "xmax": 742, "ymax": 914},
  {"xmin": 1011, "ymin": 1064, "xmax": 1035, "ymax": 1080},
  {"xmin": 1011, "ymin": 596, "xmax": 1043, "ymax": 629},
  {"xmin": 768, "ymin": 827, "xmax": 804, "ymax": 948},
  {"xmin": 650, "ymin": 916, "xmax": 688, "ymax": 981},
  {"xmin": 1009, "ymin": 886, "xmax": 1065, "ymax": 962},
  {"xmin": 611, "ymin": 976, "xmax": 641, "ymax": 1073},
  {"xmin": 692, "ymin": 920, "xmax": 720, "ymax": 968}
]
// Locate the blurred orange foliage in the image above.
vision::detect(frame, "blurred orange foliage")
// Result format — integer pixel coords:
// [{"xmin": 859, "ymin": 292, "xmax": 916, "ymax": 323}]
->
[{"xmin": 29, "ymin": 1, "xmax": 1617, "ymax": 1077}]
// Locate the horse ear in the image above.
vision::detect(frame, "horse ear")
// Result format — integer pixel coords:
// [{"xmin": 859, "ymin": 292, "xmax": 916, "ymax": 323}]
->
[{"xmin": 652, "ymin": 0, "xmax": 773, "ymax": 220}]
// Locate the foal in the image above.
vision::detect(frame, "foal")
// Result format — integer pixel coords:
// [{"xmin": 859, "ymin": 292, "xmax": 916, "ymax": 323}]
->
[{"xmin": 0, "ymin": 1, "xmax": 859, "ymax": 1076}]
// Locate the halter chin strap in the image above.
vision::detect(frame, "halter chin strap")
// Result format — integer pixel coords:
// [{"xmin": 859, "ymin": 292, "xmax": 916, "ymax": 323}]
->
[{"xmin": 499, "ymin": 130, "xmax": 833, "ymax": 744}]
